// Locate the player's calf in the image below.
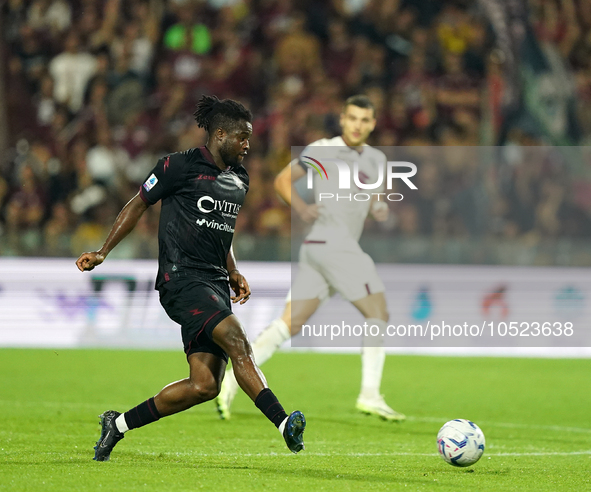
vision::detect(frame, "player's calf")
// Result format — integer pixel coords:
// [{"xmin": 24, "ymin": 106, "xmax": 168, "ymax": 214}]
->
[{"xmin": 156, "ymin": 383, "xmax": 219, "ymax": 414}]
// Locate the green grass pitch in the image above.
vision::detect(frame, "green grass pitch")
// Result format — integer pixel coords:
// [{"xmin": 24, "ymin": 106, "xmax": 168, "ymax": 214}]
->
[{"xmin": 1, "ymin": 349, "xmax": 590, "ymax": 491}]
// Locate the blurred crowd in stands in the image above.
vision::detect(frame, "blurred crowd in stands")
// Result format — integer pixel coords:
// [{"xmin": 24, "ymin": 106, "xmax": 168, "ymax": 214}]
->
[{"xmin": 1, "ymin": 0, "xmax": 591, "ymax": 262}]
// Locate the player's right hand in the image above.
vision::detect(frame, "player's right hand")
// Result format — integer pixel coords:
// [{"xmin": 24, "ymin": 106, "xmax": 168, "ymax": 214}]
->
[
  {"xmin": 76, "ymin": 251, "xmax": 105, "ymax": 272},
  {"xmin": 298, "ymin": 204, "xmax": 321, "ymax": 223}
]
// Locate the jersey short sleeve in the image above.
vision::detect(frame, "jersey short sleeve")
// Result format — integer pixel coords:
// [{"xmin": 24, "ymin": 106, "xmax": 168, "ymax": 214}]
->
[{"xmin": 139, "ymin": 153, "xmax": 185, "ymax": 205}]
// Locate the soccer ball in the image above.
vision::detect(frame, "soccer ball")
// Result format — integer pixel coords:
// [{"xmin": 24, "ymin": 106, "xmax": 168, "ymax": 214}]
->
[{"xmin": 437, "ymin": 419, "xmax": 485, "ymax": 467}]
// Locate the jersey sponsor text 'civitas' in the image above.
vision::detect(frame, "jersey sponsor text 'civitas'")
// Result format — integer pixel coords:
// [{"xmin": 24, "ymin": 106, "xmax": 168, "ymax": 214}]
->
[{"xmin": 197, "ymin": 196, "xmax": 242, "ymax": 218}]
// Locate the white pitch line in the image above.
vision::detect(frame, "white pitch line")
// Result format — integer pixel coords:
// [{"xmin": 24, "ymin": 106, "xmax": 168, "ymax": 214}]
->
[
  {"xmin": 1, "ymin": 400, "xmax": 590, "ymax": 435},
  {"xmin": 491, "ymin": 451, "xmax": 591, "ymax": 457},
  {"xmin": 139, "ymin": 450, "xmax": 591, "ymax": 458},
  {"xmin": 407, "ymin": 416, "xmax": 591, "ymax": 435}
]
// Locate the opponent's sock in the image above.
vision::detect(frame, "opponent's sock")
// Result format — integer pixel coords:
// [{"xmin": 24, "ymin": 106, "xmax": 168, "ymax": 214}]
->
[
  {"xmin": 122, "ymin": 397, "xmax": 161, "ymax": 430},
  {"xmin": 221, "ymin": 367, "xmax": 240, "ymax": 401},
  {"xmin": 255, "ymin": 388, "xmax": 288, "ymax": 428},
  {"xmin": 222, "ymin": 318, "xmax": 291, "ymax": 399},
  {"xmin": 115, "ymin": 414, "xmax": 129, "ymax": 433},
  {"xmin": 360, "ymin": 318, "xmax": 387, "ymax": 400},
  {"xmin": 252, "ymin": 318, "xmax": 291, "ymax": 366}
]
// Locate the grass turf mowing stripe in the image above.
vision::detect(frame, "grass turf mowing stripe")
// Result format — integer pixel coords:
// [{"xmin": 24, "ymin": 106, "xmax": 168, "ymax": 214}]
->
[
  {"xmin": 1, "ymin": 349, "xmax": 590, "ymax": 492},
  {"xmin": 122, "ymin": 450, "xmax": 591, "ymax": 457}
]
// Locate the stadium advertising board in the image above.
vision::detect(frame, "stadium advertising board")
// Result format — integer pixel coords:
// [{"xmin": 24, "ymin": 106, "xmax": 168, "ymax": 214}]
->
[{"xmin": 0, "ymin": 259, "xmax": 588, "ymax": 354}]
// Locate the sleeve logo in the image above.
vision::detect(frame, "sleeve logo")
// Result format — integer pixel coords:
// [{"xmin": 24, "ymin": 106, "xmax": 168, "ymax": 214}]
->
[{"xmin": 143, "ymin": 174, "xmax": 158, "ymax": 192}]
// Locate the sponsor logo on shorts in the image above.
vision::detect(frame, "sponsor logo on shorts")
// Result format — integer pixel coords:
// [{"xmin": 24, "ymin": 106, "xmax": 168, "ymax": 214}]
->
[{"xmin": 143, "ymin": 173, "xmax": 158, "ymax": 192}]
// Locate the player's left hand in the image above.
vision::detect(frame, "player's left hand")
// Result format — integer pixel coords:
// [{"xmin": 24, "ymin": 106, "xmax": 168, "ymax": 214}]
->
[
  {"xmin": 371, "ymin": 201, "xmax": 389, "ymax": 222},
  {"xmin": 229, "ymin": 270, "xmax": 251, "ymax": 304}
]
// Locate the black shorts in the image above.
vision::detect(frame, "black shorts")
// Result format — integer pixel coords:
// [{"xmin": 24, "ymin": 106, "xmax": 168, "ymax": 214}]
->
[{"xmin": 159, "ymin": 278, "xmax": 232, "ymax": 362}]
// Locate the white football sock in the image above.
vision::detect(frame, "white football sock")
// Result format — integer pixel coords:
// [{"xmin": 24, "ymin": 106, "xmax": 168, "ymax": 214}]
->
[
  {"xmin": 115, "ymin": 414, "xmax": 129, "ymax": 433},
  {"xmin": 252, "ymin": 318, "xmax": 291, "ymax": 366},
  {"xmin": 223, "ymin": 318, "xmax": 291, "ymax": 399},
  {"xmin": 359, "ymin": 318, "xmax": 386, "ymax": 401},
  {"xmin": 278, "ymin": 416, "xmax": 288, "ymax": 435}
]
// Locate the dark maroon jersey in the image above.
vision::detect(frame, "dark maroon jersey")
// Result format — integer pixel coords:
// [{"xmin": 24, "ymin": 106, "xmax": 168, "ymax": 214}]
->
[{"xmin": 139, "ymin": 146, "xmax": 249, "ymax": 288}]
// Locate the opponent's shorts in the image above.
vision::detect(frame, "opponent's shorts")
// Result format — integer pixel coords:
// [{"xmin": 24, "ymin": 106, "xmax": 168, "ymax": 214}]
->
[
  {"xmin": 289, "ymin": 239, "xmax": 385, "ymax": 303},
  {"xmin": 159, "ymin": 278, "xmax": 232, "ymax": 362}
]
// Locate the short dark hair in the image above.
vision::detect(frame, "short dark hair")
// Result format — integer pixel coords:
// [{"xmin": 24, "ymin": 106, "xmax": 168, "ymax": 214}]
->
[
  {"xmin": 343, "ymin": 94, "xmax": 375, "ymax": 116},
  {"xmin": 193, "ymin": 95, "xmax": 252, "ymax": 134}
]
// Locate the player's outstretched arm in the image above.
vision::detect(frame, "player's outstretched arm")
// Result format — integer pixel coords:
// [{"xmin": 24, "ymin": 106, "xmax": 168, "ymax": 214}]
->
[
  {"xmin": 274, "ymin": 160, "xmax": 319, "ymax": 223},
  {"xmin": 76, "ymin": 193, "xmax": 149, "ymax": 271}
]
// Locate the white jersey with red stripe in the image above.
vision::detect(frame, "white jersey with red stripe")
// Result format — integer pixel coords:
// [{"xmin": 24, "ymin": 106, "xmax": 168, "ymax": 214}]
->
[
  {"xmin": 295, "ymin": 136, "xmax": 387, "ymax": 244},
  {"xmin": 288, "ymin": 136, "xmax": 387, "ymax": 302}
]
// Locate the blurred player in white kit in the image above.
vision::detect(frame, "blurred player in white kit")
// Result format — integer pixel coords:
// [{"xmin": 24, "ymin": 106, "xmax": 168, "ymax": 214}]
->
[{"xmin": 217, "ymin": 95, "xmax": 406, "ymax": 421}]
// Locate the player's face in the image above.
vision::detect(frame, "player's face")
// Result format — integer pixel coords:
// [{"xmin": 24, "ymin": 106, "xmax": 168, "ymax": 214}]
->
[
  {"xmin": 220, "ymin": 120, "xmax": 252, "ymax": 167},
  {"xmin": 340, "ymin": 105, "xmax": 376, "ymax": 146}
]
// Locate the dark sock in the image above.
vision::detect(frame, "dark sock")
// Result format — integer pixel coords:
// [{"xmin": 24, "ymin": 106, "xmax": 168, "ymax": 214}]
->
[
  {"xmin": 123, "ymin": 397, "xmax": 161, "ymax": 431},
  {"xmin": 255, "ymin": 388, "xmax": 288, "ymax": 428}
]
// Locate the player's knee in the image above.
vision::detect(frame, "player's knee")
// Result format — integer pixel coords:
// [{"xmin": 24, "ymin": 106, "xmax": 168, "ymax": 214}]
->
[
  {"xmin": 225, "ymin": 338, "xmax": 252, "ymax": 363},
  {"xmin": 213, "ymin": 317, "xmax": 252, "ymax": 357},
  {"xmin": 187, "ymin": 380, "xmax": 219, "ymax": 403},
  {"xmin": 219, "ymin": 326, "xmax": 251, "ymax": 359}
]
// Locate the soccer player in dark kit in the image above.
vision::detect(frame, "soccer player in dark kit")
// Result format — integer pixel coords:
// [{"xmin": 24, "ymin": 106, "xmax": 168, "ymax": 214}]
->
[{"xmin": 76, "ymin": 95, "xmax": 306, "ymax": 461}]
